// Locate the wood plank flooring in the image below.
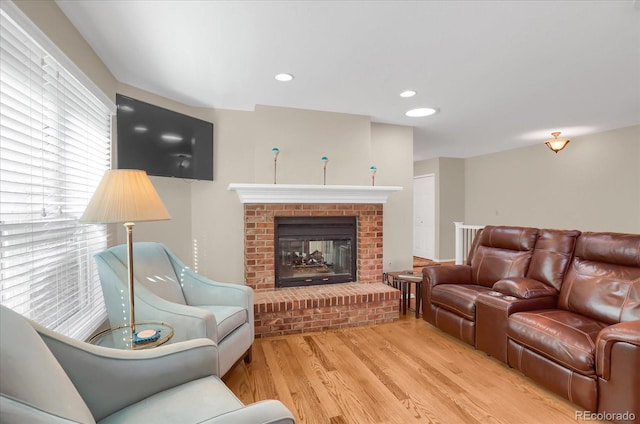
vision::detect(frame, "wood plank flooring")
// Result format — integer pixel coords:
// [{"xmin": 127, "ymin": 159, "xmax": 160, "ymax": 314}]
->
[{"xmin": 223, "ymin": 315, "xmax": 605, "ymax": 424}]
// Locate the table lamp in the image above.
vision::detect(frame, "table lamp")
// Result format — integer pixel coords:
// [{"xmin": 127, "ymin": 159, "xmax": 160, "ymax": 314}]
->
[{"xmin": 80, "ymin": 169, "xmax": 171, "ymax": 338}]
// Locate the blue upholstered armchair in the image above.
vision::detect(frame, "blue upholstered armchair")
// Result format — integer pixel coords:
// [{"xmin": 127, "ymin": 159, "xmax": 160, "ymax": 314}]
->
[
  {"xmin": 0, "ymin": 305, "xmax": 294, "ymax": 424},
  {"xmin": 94, "ymin": 242, "xmax": 254, "ymax": 376}
]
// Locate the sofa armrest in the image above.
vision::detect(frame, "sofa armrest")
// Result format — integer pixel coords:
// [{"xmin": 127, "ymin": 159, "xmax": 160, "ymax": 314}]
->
[
  {"xmin": 422, "ymin": 265, "xmax": 472, "ymax": 287},
  {"xmin": 202, "ymin": 400, "xmax": 295, "ymax": 424},
  {"xmin": 35, "ymin": 320, "xmax": 218, "ymax": 421},
  {"xmin": 596, "ymin": 320, "xmax": 640, "ymax": 380},
  {"xmin": 492, "ymin": 277, "xmax": 558, "ymax": 299}
]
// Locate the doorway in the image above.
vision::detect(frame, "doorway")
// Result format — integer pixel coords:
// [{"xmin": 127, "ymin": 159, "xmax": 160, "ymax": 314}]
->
[{"xmin": 413, "ymin": 174, "xmax": 435, "ymax": 260}]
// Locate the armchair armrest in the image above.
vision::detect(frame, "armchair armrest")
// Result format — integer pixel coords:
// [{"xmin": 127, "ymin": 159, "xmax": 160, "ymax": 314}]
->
[
  {"xmin": 133, "ymin": 283, "xmax": 219, "ymax": 343},
  {"xmin": 492, "ymin": 277, "xmax": 558, "ymax": 299},
  {"xmin": 596, "ymin": 320, "xmax": 640, "ymax": 380},
  {"xmin": 35, "ymin": 321, "xmax": 218, "ymax": 422},
  {"xmin": 202, "ymin": 400, "xmax": 295, "ymax": 424},
  {"xmin": 422, "ymin": 265, "xmax": 472, "ymax": 287},
  {"xmin": 166, "ymin": 249, "xmax": 253, "ymax": 310}
]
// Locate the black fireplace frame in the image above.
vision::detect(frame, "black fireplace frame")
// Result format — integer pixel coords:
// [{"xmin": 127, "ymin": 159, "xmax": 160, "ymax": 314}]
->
[{"xmin": 274, "ymin": 216, "xmax": 357, "ymax": 288}]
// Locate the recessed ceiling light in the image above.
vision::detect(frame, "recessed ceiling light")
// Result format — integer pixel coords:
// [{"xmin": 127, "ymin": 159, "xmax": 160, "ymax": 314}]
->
[
  {"xmin": 133, "ymin": 125, "xmax": 148, "ymax": 133},
  {"xmin": 400, "ymin": 90, "xmax": 416, "ymax": 98},
  {"xmin": 405, "ymin": 107, "xmax": 438, "ymax": 117},
  {"xmin": 275, "ymin": 73, "xmax": 294, "ymax": 82}
]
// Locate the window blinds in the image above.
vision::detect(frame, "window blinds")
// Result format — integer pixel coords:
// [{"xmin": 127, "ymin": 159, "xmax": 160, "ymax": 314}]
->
[{"xmin": 0, "ymin": 8, "xmax": 112, "ymax": 340}]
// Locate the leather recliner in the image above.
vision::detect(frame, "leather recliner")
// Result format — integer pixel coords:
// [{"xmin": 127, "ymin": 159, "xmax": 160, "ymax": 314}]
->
[
  {"xmin": 422, "ymin": 225, "xmax": 539, "ymax": 345},
  {"xmin": 507, "ymin": 232, "xmax": 640, "ymax": 418}
]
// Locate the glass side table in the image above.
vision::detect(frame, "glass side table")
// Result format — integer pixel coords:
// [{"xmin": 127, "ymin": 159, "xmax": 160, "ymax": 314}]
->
[{"xmin": 89, "ymin": 321, "xmax": 173, "ymax": 350}]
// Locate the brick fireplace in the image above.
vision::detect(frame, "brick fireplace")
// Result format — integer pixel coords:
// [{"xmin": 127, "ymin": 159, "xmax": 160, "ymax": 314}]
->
[
  {"xmin": 229, "ymin": 184, "xmax": 403, "ymax": 337},
  {"xmin": 245, "ymin": 203, "xmax": 383, "ymax": 290}
]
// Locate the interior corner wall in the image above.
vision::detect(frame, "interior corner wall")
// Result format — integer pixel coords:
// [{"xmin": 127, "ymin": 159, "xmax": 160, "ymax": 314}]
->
[{"xmin": 464, "ymin": 125, "xmax": 640, "ymax": 233}]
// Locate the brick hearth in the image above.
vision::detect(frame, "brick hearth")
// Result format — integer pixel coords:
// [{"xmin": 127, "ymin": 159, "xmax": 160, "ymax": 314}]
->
[
  {"xmin": 254, "ymin": 283, "xmax": 399, "ymax": 337},
  {"xmin": 243, "ymin": 202, "xmax": 400, "ymax": 337}
]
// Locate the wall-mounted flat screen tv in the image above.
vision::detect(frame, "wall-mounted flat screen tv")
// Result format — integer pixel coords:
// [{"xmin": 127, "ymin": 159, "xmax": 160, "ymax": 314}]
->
[{"xmin": 116, "ymin": 94, "xmax": 214, "ymax": 181}]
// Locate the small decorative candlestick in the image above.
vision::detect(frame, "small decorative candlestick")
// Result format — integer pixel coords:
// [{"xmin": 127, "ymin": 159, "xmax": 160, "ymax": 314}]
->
[
  {"xmin": 369, "ymin": 165, "xmax": 377, "ymax": 186},
  {"xmin": 321, "ymin": 156, "xmax": 329, "ymax": 185},
  {"xmin": 272, "ymin": 147, "xmax": 280, "ymax": 184}
]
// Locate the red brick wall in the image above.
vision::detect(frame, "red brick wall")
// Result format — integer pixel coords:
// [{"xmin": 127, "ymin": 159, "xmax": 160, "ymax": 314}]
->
[{"xmin": 244, "ymin": 203, "xmax": 383, "ymax": 290}]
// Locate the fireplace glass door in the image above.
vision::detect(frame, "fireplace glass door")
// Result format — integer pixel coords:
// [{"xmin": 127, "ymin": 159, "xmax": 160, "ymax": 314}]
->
[{"xmin": 275, "ymin": 217, "xmax": 357, "ymax": 288}]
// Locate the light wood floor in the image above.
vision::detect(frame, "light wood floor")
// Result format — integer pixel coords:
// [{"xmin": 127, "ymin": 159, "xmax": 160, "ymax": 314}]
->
[{"xmin": 223, "ymin": 315, "xmax": 604, "ymax": 424}]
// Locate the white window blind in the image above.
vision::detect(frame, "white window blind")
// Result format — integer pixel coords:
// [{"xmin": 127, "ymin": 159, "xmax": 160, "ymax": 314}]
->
[{"xmin": 0, "ymin": 8, "xmax": 112, "ymax": 340}]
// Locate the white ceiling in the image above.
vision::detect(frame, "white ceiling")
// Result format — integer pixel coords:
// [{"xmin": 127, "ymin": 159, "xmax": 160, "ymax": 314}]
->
[{"xmin": 55, "ymin": 0, "xmax": 640, "ymax": 161}]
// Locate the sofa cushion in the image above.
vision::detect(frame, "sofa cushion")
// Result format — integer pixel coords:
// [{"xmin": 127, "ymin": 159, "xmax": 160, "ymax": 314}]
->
[
  {"xmin": 431, "ymin": 284, "xmax": 494, "ymax": 321},
  {"xmin": 508, "ymin": 310, "xmax": 608, "ymax": 375},
  {"xmin": 199, "ymin": 305, "xmax": 248, "ymax": 342},
  {"xmin": 526, "ymin": 229, "xmax": 580, "ymax": 291},
  {"xmin": 471, "ymin": 226, "xmax": 538, "ymax": 287},
  {"xmin": 559, "ymin": 232, "xmax": 640, "ymax": 324}
]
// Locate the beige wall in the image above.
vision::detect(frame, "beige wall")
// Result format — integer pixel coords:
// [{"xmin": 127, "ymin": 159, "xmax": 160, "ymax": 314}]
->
[
  {"xmin": 416, "ymin": 126, "xmax": 639, "ymax": 260},
  {"xmin": 413, "ymin": 157, "xmax": 464, "ymax": 261},
  {"xmin": 438, "ymin": 158, "xmax": 465, "ymax": 260},
  {"xmin": 465, "ymin": 125, "xmax": 640, "ymax": 233},
  {"xmin": 370, "ymin": 123, "xmax": 414, "ymax": 271}
]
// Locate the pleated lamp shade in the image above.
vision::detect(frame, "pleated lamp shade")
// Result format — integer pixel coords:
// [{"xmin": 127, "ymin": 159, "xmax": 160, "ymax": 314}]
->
[{"xmin": 80, "ymin": 169, "xmax": 171, "ymax": 224}]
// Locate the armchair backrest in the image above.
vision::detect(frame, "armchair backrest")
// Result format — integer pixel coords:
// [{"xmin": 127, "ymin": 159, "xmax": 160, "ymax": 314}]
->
[
  {"xmin": 559, "ymin": 232, "xmax": 640, "ymax": 324},
  {"xmin": 470, "ymin": 226, "xmax": 538, "ymax": 287},
  {"xmin": 96, "ymin": 242, "xmax": 187, "ymax": 305},
  {"xmin": 0, "ymin": 305, "xmax": 95, "ymax": 424}
]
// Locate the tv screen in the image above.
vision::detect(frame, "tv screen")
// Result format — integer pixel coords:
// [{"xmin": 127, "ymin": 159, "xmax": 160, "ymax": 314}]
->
[{"xmin": 116, "ymin": 94, "xmax": 214, "ymax": 181}]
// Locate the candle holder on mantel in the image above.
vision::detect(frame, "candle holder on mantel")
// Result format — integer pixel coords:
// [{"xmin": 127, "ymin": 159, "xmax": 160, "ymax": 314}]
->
[
  {"xmin": 369, "ymin": 165, "xmax": 377, "ymax": 186},
  {"xmin": 272, "ymin": 147, "xmax": 280, "ymax": 184},
  {"xmin": 321, "ymin": 156, "xmax": 329, "ymax": 185}
]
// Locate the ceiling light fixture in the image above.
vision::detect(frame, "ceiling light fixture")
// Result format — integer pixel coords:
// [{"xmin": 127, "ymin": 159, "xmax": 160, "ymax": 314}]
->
[
  {"xmin": 405, "ymin": 107, "xmax": 438, "ymax": 118},
  {"xmin": 275, "ymin": 73, "xmax": 294, "ymax": 82},
  {"xmin": 544, "ymin": 131, "xmax": 570, "ymax": 153},
  {"xmin": 400, "ymin": 90, "xmax": 416, "ymax": 98}
]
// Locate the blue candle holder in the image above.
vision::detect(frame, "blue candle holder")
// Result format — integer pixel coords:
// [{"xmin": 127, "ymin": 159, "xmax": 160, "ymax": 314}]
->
[
  {"xmin": 272, "ymin": 147, "xmax": 280, "ymax": 184},
  {"xmin": 321, "ymin": 156, "xmax": 329, "ymax": 185}
]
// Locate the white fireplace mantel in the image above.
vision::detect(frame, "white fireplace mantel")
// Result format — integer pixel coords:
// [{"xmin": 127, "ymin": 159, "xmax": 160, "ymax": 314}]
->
[{"xmin": 228, "ymin": 183, "xmax": 402, "ymax": 204}]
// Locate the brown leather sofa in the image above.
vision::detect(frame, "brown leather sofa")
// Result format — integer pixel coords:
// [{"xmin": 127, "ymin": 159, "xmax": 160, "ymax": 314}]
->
[{"xmin": 422, "ymin": 227, "xmax": 640, "ymax": 421}]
